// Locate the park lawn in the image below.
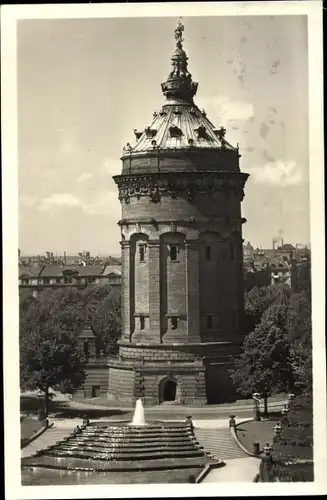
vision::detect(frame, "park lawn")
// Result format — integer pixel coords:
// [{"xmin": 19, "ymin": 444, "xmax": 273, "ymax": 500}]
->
[
  {"xmin": 236, "ymin": 419, "xmax": 277, "ymax": 454},
  {"xmin": 21, "ymin": 418, "xmax": 43, "ymax": 440}
]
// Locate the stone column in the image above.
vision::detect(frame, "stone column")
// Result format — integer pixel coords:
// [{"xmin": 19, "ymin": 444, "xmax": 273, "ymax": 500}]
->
[
  {"xmin": 148, "ymin": 241, "xmax": 161, "ymax": 343},
  {"xmin": 185, "ymin": 240, "xmax": 201, "ymax": 343},
  {"xmin": 121, "ymin": 240, "xmax": 131, "ymax": 342}
]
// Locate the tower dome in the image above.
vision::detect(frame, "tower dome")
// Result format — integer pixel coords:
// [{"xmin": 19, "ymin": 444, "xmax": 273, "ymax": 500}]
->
[{"xmin": 118, "ymin": 19, "xmax": 239, "ymax": 178}]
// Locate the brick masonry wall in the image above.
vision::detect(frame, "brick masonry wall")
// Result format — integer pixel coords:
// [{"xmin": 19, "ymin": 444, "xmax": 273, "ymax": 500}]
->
[
  {"xmin": 137, "ymin": 370, "xmax": 207, "ymax": 406},
  {"xmin": 130, "ymin": 234, "xmax": 149, "ymax": 315},
  {"xmin": 121, "ymin": 149, "xmax": 240, "ymax": 175},
  {"xmin": 121, "ymin": 242, "xmax": 131, "ymax": 341},
  {"xmin": 75, "ymin": 365, "xmax": 109, "ymax": 398},
  {"xmin": 119, "ymin": 345, "xmax": 195, "ymax": 362},
  {"xmin": 108, "ymin": 367, "xmax": 135, "ymax": 402},
  {"xmin": 121, "ymin": 191, "xmax": 240, "ymax": 221}
]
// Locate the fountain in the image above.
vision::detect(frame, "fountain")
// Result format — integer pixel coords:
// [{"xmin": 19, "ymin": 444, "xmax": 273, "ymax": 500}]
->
[
  {"xmin": 21, "ymin": 401, "xmax": 219, "ymax": 484},
  {"xmin": 130, "ymin": 399, "xmax": 146, "ymax": 426}
]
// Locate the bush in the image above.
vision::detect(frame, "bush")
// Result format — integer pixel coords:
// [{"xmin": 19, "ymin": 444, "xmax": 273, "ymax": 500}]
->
[{"xmin": 259, "ymin": 396, "xmax": 313, "ymax": 482}]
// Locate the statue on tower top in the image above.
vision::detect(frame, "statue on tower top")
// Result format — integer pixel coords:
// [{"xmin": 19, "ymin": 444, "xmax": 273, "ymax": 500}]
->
[
  {"xmin": 175, "ymin": 18, "xmax": 184, "ymax": 47},
  {"xmin": 161, "ymin": 17, "xmax": 198, "ymax": 102}
]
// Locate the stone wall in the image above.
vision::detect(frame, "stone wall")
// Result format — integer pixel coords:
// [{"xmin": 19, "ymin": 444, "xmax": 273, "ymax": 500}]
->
[
  {"xmin": 108, "ymin": 366, "xmax": 135, "ymax": 403},
  {"xmin": 121, "ymin": 191, "xmax": 241, "ymax": 221},
  {"xmin": 74, "ymin": 362, "xmax": 109, "ymax": 399}
]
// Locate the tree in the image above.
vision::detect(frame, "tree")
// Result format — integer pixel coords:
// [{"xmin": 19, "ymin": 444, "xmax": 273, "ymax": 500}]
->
[
  {"xmin": 19, "ymin": 285, "xmax": 122, "ymax": 413},
  {"xmin": 287, "ymin": 292, "xmax": 312, "ymax": 396},
  {"xmin": 20, "ymin": 288, "xmax": 88, "ymax": 415},
  {"xmin": 80, "ymin": 285, "xmax": 121, "ymax": 354},
  {"xmin": 244, "ymin": 284, "xmax": 288, "ymax": 333},
  {"xmin": 88, "ymin": 288, "xmax": 121, "ymax": 355},
  {"xmin": 231, "ymin": 289, "xmax": 295, "ymax": 416},
  {"xmin": 20, "ymin": 322, "xmax": 87, "ymax": 416}
]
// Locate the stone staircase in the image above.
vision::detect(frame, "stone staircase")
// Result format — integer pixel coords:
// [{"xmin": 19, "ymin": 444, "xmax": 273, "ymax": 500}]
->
[
  {"xmin": 21, "ymin": 426, "xmax": 73, "ymax": 459},
  {"xmin": 22, "ymin": 422, "xmax": 217, "ymax": 472},
  {"xmin": 194, "ymin": 427, "xmax": 248, "ymax": 460}
]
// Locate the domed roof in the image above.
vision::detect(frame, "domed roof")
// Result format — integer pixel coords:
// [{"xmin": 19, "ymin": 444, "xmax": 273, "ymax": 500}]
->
[
  {"xmin": 121, "ymin": 19, "xmax": 237, "ymax": 159},
  {"xmin": 131, "ymin": 105, "xmax": 233, "ymax": 153}
]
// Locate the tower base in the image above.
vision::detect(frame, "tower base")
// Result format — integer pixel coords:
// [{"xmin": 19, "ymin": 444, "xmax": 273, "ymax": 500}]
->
[{"xmin": 107, "ymin": 341, "xmax": 240, "ymax": 407}]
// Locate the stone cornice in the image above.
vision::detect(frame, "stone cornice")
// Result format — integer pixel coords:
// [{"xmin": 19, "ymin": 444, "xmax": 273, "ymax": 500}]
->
[
  {"xmin": 113, "ymin": 170, "xmax": 248, "ymax": 204},
  {"xmin": 118, "ymin": 217, "xmax": 247, "ymax": 227}
]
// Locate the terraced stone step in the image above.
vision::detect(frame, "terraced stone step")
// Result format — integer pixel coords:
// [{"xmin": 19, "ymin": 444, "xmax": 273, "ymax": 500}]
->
[
  {"xmin": 85, "ymin": 429, "xmax": 193, "ymax": 436},
  {"xmin": 69, "ymin": 436, "xmax": 196, "ymax": 445},
  {"xmin": 34, "ymin": 449, "xmax": 206, "ymax": 462},
  {"xmin": 47, "ymin": 444, "xmax": 202, "ymax": 454},
  {"xmin": 22, "ymin": 454, "xmax": 214, "ymax": 472},
  {"xmin": 54, "ymin": 441, "xmax": 201, "ymax": 451},
  {"xmin": 92, "ymin": 422, "xmax": 188, "ymax": 429},
  {"xmin": 78, "ymin": 434, "xmax": 194, "ymax": 441}
]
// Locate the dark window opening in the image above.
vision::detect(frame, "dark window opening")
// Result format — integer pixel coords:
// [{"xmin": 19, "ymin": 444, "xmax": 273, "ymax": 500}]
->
[
  {"xmin": 169, "ymin": 125, "xmax": 182, "ymax": 138},
  {"xmin": 170, "ymin": 245, "xmax": 178, "ymax": 261},
  {"xmin": 205, "ymin": 245, "xmax": 211, "ymax": 261},
  {"xmin": 22, "ymin": 279, "xmax": 29, "ymax": 285},
  {"xmin": 83, "ymin": 341, "xmax": 90, "ymax": 357},
  {"xmin": 91, "ymin": 385, "xmax": 100, "ymax": 398},
  {"xmin": 140, "ymin": 316, "xmax": 145, "ymax": 330},
  {"xmin": 56, "ymin": 278, "xmax": 61, "ymax": 284},
  {"xmin": 171, "ymin": 317, "xmax": 178, "ymax": 330},
  {"xmin": 139, "ymin": 244, "xmax": 146, "ymax": 262},
  {"xmin": 64, "ymin": 276, "xmax": 73, "ymax": 284},
  {"xmin": 206, "ymin": 315, "xmax": 214, "ymax": 329},
  {"xmin": 43, "ymin": 278, "xmax": 50, "ymax": 285}
]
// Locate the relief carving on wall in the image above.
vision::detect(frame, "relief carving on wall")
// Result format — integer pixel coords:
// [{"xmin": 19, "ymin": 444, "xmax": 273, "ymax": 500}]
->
[{"xmin": 114, "ymin": 173, "xmax": 247, "ymax": 204}]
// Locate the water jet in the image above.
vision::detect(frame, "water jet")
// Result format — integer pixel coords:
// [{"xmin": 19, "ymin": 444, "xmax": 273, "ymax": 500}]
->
[{"xmin": 130, "ymin": 399, "xmax": 146, "ymax": 426}]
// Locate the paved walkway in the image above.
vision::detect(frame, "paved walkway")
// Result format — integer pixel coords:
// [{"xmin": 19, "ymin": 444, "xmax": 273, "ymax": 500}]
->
[
  {"xmin": 21, "ymin": 423, "xmax": 76, "ymax": 458},
  {"xmin": 21, "ymin": 390, "xmax": 287, "ymax": 415},
  {"xmin": 202, "ymin": 457, "xmax": 260, "ymax": 482}
]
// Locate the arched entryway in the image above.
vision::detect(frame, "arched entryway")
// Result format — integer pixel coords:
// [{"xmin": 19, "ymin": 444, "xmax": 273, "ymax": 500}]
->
[
  {"xmin": 158, "ymin": 376, "xmax": 180, "ymax": 404},
  {"xmin": 163, "ymin": 380, "xmax": 176, "ymax": 401}
]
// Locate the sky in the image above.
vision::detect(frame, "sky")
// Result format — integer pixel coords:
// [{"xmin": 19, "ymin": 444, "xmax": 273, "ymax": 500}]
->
[{"xmin": 17, "ymin": 15, "xmax": 309, "ymax": 256}]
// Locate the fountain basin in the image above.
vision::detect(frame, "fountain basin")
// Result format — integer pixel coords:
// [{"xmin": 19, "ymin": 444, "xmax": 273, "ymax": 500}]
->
[{"xmin": 21, "ymin": 400, "xmax": 219, "ymax": 484}]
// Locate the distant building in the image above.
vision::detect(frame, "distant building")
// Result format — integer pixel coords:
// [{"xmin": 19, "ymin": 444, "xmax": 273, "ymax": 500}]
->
[
  {"xmin": 242, "ymin": 241, "xmax": 310, "ymax": 291},
  {"xmin": 19, "ymin": 264, "xmax": 121, "ymax": 294},
  {"xmin": 270, "ymin": 265, "xmax": 292, "ymax": 287}
]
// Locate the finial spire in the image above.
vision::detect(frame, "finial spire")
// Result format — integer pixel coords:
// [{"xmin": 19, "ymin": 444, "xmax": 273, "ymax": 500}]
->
[
  {"xmin": 175, "ymin": 17, "xmax": 184, "ymax": 48},
  {"xmin": 161, "ymin": 18, "xmax": 198, "ymax": 103}
]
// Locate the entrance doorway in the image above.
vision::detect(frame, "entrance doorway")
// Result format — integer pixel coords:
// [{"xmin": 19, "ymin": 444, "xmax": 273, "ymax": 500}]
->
[
  {"xmin": 159, "ymin": 377, "xmax": 179, "ymax": 404},
  {"xmin": 163, "ymin": 380, "xmax": 176, "ymax": 402}
]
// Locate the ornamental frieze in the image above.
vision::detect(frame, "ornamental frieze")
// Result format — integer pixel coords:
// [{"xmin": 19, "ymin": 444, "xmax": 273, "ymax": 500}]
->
[{"xmin": 113, "ymin": 172, "xmax": 247, "ymax": 204}]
